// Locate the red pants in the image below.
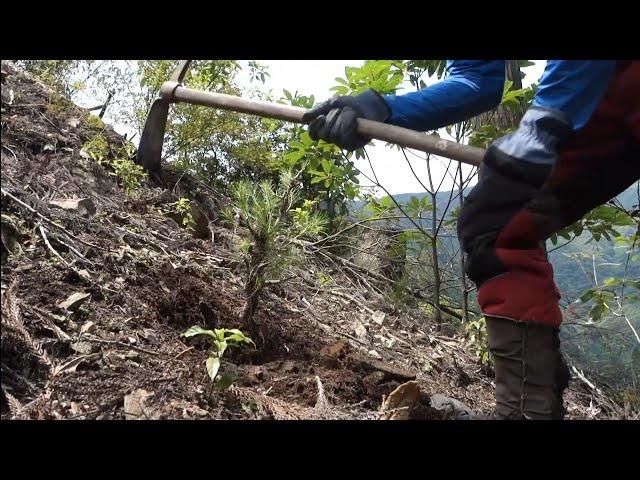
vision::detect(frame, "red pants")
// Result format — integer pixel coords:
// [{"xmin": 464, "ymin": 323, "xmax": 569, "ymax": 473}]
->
[{"xmin": 479, "ymin": 60, "xmax": 640, "ymax": 327}]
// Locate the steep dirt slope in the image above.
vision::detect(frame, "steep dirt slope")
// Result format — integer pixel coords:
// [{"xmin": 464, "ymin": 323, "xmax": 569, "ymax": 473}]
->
[{"xmin": 1, "ymin": 61, "xmax": 612, "ymax": 420}]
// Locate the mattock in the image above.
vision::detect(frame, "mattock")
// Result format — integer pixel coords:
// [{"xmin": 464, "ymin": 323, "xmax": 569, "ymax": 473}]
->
[{"xmin": 137, "ymin": 60, "xmax": 485, "ymax": 175}]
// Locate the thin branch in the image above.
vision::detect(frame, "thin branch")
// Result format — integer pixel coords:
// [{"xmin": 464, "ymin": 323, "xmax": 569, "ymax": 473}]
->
[
  {"xmin": 547, "ymin": 235, "xmax": 579, "ymax": 253},
  {"xmin": 400, "ymin": 147, "xmax": 431, "ymax": 193},
  {"xmin": 354, "ymin": 151, "xmax": 433, "ymax": 239},
  {"xmin": 38, "ymin": 225, "xmax": 69, "ymax": 266},
  {"xmin": 328, "ymin": 290, "xmax": 375, "ymax": 315},
  {"xmin": 312, "ymin": 215, "xmax": 417, "ymax": 246},
  {"xmin": 1, "ymin": 187, "xmax": 105, "ymax": 251}
]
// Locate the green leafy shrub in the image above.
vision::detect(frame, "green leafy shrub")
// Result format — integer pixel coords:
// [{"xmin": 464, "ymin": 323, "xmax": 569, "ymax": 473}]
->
[
  {"xmin": 168, "ymin": 197, "xmax": 197, "ymax": 231},
  {"xmin": 331, "ymin": 60, "xmax": 405, "ymax": 96},
  {"xmin": 86, "ymin": 114, "xmax": 105, "ymax": 130},
  {"xmin": 82, "ymin": 135, "xmax": 146, "ymax": 195},
  {"xmin": 466, "ymin": 317, "xmax": 491, "ymax": 365},
  {"xmin": 81, "ymin": 134, "xmax": 110, "ymax": 165},
  {"xmin": 110, "ymin": 158, "xmax": 147, "ymax": 195}
]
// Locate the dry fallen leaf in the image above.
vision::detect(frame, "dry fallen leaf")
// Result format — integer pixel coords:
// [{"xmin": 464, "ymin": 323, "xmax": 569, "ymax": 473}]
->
[
  {"xmin": 371, "ymin": 310, "xmax": 386, "ymax": 325},
  {"xmin": 53, "ymin": 353, "xmax": 102, "ymax": 377},
  {"xmin": 58, "ymin": 292, "xmax": 91, "ymax": 312},
  {"xmin": 378, "ymin": 381, "xmax": 421, "ymax": 420},
  {"xmin": 80, "ymin": 321, "xmax": 96, "ymax": 335},
  {"xmin": 352, "ymin": 320, "xmax": 368, "ymax": 341},
  {"xmin": 49, "ymin": 198, "xmax": 96, "ymax": 217},
  {"xmin": 124, "ymin": 389, "xmax": 154, "ymax": 420}
]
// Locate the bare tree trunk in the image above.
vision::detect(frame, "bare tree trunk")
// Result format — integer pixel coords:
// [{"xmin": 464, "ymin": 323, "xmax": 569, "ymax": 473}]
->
[
  {"xmin": 458, "ymin": 165, "xmax": 469, "ymax": 325},
  {"xmin": 241, "ymin": 241, "xmax": 268, "ymax": 336},
  {"xmin": 430, "ymin": 190, "xmax": 442, "ymax": 329},
  {"xmin": 424, "ymin": 154, "xmax": 442, "ymax": 330},
  {"xmin": 468, "ymin": 60, "xmax": 525, "ymax": 132},
  {"xmin": 241, "ymin": 265, "xmax": 261, "ymax": 329},
  {"xmin": 453, "ymin": 122, "xmax": 471, "ymax": 326},
  {"xmin": 505, "ymin": 60, "xmax": 523, "ymax": 89}
]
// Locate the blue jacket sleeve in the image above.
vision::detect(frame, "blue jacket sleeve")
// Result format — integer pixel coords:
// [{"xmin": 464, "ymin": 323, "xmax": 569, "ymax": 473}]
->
[
  {"xmin": 383, "ymin": 60, "xmax": 505, "ymax": 131},
  {"xmin": 532, "ymin": 60, "xmax": 615, "ymax": 131},
  {"xmin": 493, "ymin": 61, "xmax": 616, "ymax": 166}
]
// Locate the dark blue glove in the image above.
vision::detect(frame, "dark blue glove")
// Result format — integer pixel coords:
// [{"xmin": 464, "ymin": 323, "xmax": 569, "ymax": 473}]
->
[{"xmin": 301, "ymin": 89, "xmax": 391, "ymax": 151}]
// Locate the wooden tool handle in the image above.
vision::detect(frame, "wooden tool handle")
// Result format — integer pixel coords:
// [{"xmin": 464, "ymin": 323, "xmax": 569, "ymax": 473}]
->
[{"xmin": 160, "ymin": 82, "xmax": 485, "ymax": 167}]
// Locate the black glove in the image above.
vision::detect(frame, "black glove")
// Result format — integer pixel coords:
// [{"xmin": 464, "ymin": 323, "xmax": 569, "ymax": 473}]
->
[
  {"xmin": 456, "ymin": 107, "xmax": 572, "ymax": 287},
  {"xmin": 457, "ymin": 149, "xmax": 553, "ymax": 286},
  {"xmin": 301, "ymin": 89, "xmax": 391, "ymax": 151}
]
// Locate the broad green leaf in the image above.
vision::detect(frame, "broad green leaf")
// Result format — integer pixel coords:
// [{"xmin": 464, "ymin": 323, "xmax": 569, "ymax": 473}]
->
[
  {"xmin": 283, "ymin": 150, "xmax": 305, "ymax": 165},
  {"xmin": 214, "ymin": 339, "xmax": 228, "ymax": 357},
  {"xmin": 182, "ymin": 326, "xmax": 216, "ymax": 338},
  {"xmin": 206, "ymin": 355, "xmax": 221, "ymax": 380},
  {"xmin": 588, "ymin": 303, "xmax": 607, "ymax": 322},
  {"xmin": 579, "ymin": 289, "xmax": 595, "ymax": 303},
  {"xmin": 216, "ymin": 374, "xmax": 234, "ymax": 390},
  {"xmin": 223, "ymin": 329, "xmax": 256, "ymax": 346},
  {"xmin": 604, "ymin": 277, "xmax": 622, "ymax": 287},
  {"xmin": 300, "ymin": 131, "xmax": 315, "ymax": 146}
]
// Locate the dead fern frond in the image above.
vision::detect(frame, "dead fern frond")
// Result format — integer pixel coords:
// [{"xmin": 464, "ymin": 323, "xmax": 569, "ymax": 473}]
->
[
  {"xmin": 1, "ymin": 280, "xmax": 54, "ymax": 373},
  {"xmin": 2, "ymin": 387, "xmax": 25, "ymax": 419}
]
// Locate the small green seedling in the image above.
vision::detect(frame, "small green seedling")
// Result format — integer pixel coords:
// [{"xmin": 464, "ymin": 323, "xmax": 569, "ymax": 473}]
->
[
  {"xmin": 168, "ymin": 197, "xmax": 197, "ymax": 232},
  {"xmin": 110, "ymin": 158, "xmax": 147, "ymax": 195},
  {"xmin": 181, "ymin": 326, "xmax": 255, "ymax": 385},
  {"xmin": 465, "ymin": 317, "xmax": 491, "ymax": 366},
  {"xmin": 82, "ymin": 134, "xmax": 110, "ymax": 165}
]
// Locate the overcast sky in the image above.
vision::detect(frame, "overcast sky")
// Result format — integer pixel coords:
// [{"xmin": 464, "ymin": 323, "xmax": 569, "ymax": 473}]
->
[{"xmin": 235, "ymin": 60, "xmax": 547, "ymax": 195}]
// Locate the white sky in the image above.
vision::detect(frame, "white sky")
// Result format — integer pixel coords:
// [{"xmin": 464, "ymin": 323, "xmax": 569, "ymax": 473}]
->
[{"xmin": 235, "ymin": 60, "xmax": 547, "ymax": 195}]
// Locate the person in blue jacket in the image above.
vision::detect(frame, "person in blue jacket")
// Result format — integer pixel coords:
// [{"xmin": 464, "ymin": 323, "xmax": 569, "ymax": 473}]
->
[{"xmin": 303, "ymin": 60, "xmax": 640, "ymax": 420}]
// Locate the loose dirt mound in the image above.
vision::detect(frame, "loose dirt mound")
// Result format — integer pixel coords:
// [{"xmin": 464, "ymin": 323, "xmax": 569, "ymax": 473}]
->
[{"xmin": 1, "ymin": 60, "xmax": 611, "ymax": 420}]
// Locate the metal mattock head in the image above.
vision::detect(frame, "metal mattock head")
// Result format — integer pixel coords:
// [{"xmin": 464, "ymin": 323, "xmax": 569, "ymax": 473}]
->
[
  {"xmin": 136, "ymin": 60, "xmax": 192, "ymax": 175},
  {"xmin": 170, "ymin": 60, "xmax": 192, "ymax": 84}
]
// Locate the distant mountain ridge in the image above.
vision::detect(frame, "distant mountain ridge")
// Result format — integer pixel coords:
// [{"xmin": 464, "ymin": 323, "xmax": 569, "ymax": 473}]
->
[{"xmin": 350, "ymin": 184, "xmax": 639, "ymax": 299}]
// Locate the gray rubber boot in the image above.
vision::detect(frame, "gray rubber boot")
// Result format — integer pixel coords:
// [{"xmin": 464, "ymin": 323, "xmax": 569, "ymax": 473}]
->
[
  {"xmin": 429, "ymin": 394, "xmax": 476, "ymax": 420},
  {"xmin": 485, "ymin": 316, "xmax": 570, "ymax": 420}
]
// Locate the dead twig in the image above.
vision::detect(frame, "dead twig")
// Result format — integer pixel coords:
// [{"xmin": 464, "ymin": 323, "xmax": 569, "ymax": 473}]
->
[
  {"xmin": 20, "ymin": 301, "xmax": 72, "ymax": 341},
  {"xmin": 38, "ymin": 225, "xmax": 69, "ymax": 266},
  {"xmin": 1, "ymin": 187, "xmax": 105, "ymax": 251},
  {"xmin": 1, "ymin": 144, "xmax": 18, "ymax": 160},
  {"xmin": 174, "ymin": 346, "xmax": 194, "ymax": 359},
  {"xmin": 328, "ymin": 289, "xmax": 375, "ymax": 315},
  {"xmin": 83, "ymin": 335, "xmax": 160, "ymax": 356},
  {"xmin": 53, "ymin": 235, "xmax": 97, "ymax": 268}
]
